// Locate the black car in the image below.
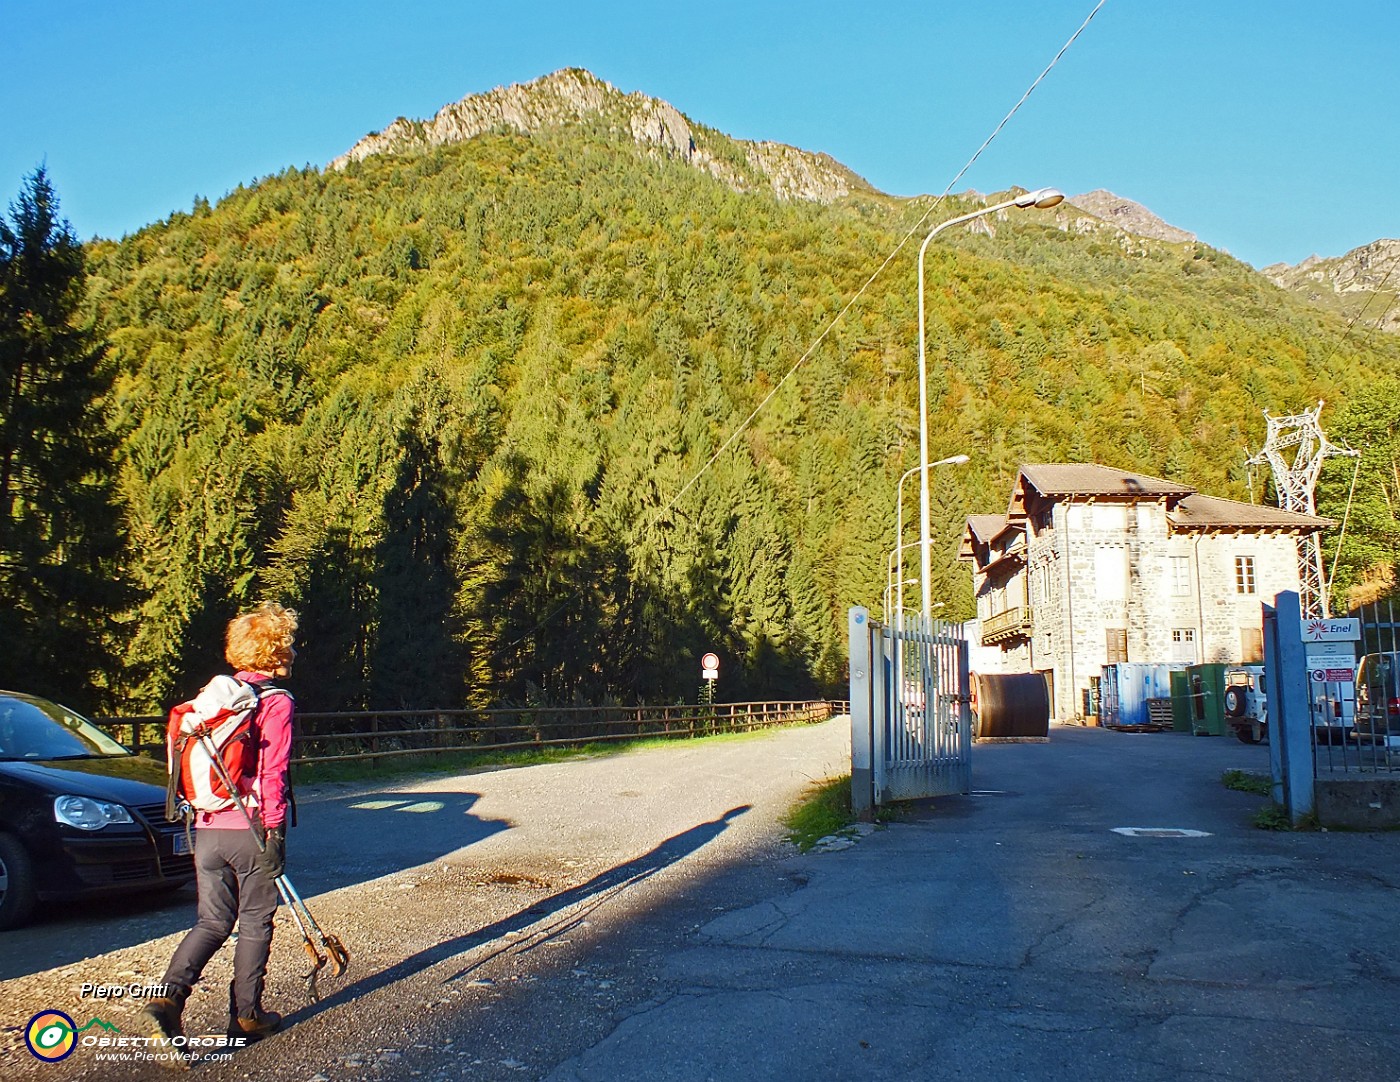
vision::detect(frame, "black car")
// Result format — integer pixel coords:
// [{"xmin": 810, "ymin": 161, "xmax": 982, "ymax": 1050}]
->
[{"xmin": 0, "ymin": 690, "xmax": 194, "ymax": 930}]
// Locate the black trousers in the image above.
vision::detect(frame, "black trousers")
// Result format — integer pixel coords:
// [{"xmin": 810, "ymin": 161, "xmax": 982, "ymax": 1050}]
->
[{"xmin": 161, "ymin": 827, "xmax": 278, "ymax": 1018}]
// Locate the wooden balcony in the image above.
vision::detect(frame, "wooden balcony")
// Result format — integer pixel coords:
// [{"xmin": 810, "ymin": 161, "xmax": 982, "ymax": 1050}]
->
[{"xmin": 981, "ymin": 605, "xmax": 1033, "ymax": 645}]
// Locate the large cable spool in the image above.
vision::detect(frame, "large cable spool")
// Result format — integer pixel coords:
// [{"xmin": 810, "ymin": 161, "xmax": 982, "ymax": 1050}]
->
[{"xmin": 972, "ymin": 672, "xmax": 1050, "ymax": 739}]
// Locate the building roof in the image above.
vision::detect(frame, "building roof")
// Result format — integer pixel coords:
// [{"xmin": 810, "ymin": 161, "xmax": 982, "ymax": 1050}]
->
[
  {"xmin": 1169, "ymin": 493, "xmax": 1334, "ymax": 533},
  {"xmin": 958, "ymin": 514, "xmax": 1014, "ymax": 561},
  {"xmin": 965, "ymin": 463, "xmax": 1335, "ymax": 568},
  {"xmin": 966, "ymin": 515, "xmax": 1010, "ymax": 544},
  {"xmin": 1011, "ymin": 465, "xmax": 1196, "ymax": 515}
]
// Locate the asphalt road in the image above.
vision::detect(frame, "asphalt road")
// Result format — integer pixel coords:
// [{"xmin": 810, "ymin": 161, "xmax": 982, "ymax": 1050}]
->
[
  {"xmin": 0, "ymin": 719, "xmax": 850, "ymax": 1079},
  {"xmin": 4, "ymin": 719, "xmax": 1399, "ymax": 1081}
]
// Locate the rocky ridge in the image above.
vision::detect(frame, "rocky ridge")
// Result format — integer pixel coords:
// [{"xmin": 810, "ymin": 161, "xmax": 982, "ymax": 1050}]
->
[
  {"xmin": 1262, "ymin": 239, "xmax": 1400, "ymax": 334},
  {"xmin": 333, "ymin": 68, "xmax": 869, "ymax": 205},
  {"xmin": 1068, "ymin": 189, "xmax": 1198, "ymax": 245}
]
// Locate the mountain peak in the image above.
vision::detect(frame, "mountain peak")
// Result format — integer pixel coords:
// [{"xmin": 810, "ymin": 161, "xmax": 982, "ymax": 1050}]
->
[
  {"xmin": 333, "ymin": 68, "xmax": 870, "ymax": 205},
  {"xmin": 1069, "ymin": 189, "xmax": 1197, "ymax": 246}
]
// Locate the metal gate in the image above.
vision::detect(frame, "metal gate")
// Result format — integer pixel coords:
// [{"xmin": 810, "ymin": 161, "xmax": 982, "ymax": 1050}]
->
[
  {"xmin": 848, "ymin": 606, "xmax": 972, "ymax": 813},
  {"xmin": 1313, "ymin": 599, "xmax": 1400, "ymax": 776}
]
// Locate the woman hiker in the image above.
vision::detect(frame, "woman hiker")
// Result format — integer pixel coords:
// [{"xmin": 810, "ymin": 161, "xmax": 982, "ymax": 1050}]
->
[{"xmin": 139, "ymin": 601, "xmax": 298, "ymax": 1064}]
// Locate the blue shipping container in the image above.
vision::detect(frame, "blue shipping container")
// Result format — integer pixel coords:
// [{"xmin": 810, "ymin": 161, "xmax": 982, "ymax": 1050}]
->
[{"xmin": 1100, "ymin": 663, "xmax": 1181, "ymax": 729}]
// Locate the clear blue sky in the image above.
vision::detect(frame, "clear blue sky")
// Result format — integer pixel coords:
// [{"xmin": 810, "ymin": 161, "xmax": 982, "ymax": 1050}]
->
[{"xmin": 3, "ymin": 1, "xmax": 1395, "ymax": 269}]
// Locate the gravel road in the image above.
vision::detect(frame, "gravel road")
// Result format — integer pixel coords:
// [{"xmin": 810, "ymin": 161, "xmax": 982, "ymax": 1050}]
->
[{"xmin": 1, "ymin": 718, "xmax": 850, "ymax": 1079}]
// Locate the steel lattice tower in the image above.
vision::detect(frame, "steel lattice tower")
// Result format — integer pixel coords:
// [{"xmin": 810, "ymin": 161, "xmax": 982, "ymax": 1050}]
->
[{"xmin": 1248, "ymin": 401, "xmax": 1358, "ymax": 617}]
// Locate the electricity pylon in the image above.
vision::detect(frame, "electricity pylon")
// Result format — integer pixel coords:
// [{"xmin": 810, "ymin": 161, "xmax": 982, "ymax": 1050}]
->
[{"xmin": 1248, "ymin": 401, "xmax": 1358, "ymax": 617}]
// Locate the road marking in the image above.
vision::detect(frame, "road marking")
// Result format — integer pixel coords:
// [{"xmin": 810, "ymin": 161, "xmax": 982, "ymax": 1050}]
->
[{"xmin": 1111, "ymin": 827, "xmax": 1211, "ymax": 838}]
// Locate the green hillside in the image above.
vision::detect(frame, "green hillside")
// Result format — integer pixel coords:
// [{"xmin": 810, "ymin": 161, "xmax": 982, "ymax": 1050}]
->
[{"xmin": 9, "ymin": 104, "xmax": 1400, "ymax": 712}]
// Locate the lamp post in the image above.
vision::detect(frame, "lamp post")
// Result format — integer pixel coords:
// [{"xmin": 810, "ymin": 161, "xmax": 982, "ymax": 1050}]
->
[
  {"xmin": 916, "ymin": 187, "xmax": 1063, "ymax": 620},
  {"xmin": 893, "ymin": 454, "xmax": 969, "ymax": 625},
  {"xmin": 883, "ymin": 576, "xmax": 919, "ymax": 622}
]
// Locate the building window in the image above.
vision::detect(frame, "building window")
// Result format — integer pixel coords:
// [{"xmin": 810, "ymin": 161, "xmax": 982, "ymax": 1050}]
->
[
  {"xmin": 1235, "ymin": 555, "xmax": 1256, "ymax": 594},
  {"xmin": 1171, "ymin": 556, "xmax": 1191, "ymax": 597},
  {"xmin": 1241, "ymin": 628, "xmax": 1263, "ymax": 663},
  {"xmin": 1171, "ymin": 628, "xmax": 1198, "ymax": 663},
  {"xmin": 1106, "ymin": 627, "xmax": 1128, "ymax": 664},
  {"xmin": 1095, "ymin": 547, "xmax": 1128, "ymax": 600}
]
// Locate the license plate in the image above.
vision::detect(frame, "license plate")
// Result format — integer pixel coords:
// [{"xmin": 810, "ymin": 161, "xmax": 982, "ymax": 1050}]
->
[{"xmin": 172, "ymin": 833, "xmax": 191, "ymax": 856}]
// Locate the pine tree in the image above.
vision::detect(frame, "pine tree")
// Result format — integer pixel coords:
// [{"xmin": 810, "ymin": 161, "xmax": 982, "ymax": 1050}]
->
[{"xmin": 0, "ymin": 169, "xmax": 128, "ymax": 707}]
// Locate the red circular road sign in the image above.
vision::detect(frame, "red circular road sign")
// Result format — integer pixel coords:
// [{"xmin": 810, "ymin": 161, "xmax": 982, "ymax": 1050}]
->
[{"xmin": 701, "ymin": 653, "xmax": 720, "ymax": 670}]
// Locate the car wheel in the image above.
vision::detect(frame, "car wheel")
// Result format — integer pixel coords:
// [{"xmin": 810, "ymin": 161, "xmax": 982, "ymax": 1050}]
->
[
  {"xmin": 0, "ymin": 832, "xmax": 37, "ymax": 931},
  {"xmin": 1223, "ymin": 687, "xmax": 1247, "ymax": 718}
]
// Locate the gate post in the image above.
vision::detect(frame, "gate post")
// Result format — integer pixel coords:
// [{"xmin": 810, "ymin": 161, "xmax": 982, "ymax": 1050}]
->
[
  {"xmin": 848, "ymin": 607, "xmax": 874, "ymax": 819},
  {"xmin": 1262, "ymin": 591, "xmax": 1314, "ymax": 824},
  {"xmin": 957, "ymin": 635, "xmax": 973, "ymax": 794}
]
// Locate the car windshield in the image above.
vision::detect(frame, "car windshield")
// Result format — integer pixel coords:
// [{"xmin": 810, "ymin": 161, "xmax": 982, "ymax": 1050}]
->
[{"xmin": 0, "ymin": 695, "xmax": 131, "ymax": 761}]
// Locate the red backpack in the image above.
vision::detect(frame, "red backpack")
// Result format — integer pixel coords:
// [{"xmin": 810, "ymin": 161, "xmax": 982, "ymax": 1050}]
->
[{"xmin": 164, "ymin": 675, "xmax": 287, "ymax": 818}]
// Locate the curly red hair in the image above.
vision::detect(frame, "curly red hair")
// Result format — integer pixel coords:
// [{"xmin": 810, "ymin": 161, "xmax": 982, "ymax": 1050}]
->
[{"xmin": 225, "ymin": 602, "xmax": 299, "ymax": 673}]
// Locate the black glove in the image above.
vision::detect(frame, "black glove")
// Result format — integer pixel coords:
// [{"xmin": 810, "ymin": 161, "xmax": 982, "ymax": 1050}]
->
[{"xmin": 258, "ymin": 826, "xmax": 285, "ymax": 880}]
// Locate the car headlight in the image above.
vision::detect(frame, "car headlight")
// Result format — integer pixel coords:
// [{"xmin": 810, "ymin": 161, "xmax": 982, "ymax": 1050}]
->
[{"xmin": 53, "ymin": 795, "xmax": 136, "ymax": 830}]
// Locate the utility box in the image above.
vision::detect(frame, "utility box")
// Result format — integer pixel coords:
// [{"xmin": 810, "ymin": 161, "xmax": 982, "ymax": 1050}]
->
[
  {"xmin": 1100, "ymin": 663, "xmax": 1181, "ymax": 730},
  {"xmin": 1185, "ymin": 663, "xmax": 1231, "ymax": 737}
]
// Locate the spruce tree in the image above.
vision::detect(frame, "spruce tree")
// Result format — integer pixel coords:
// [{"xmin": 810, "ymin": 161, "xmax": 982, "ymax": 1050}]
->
[{"xmin": 0, "ymin": 168, "xmax": 128, "ymax": 707}]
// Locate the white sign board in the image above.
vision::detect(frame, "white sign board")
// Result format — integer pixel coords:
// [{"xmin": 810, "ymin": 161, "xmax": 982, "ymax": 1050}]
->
[
  {"xmin": 1304, "ymin": 642, "xmax": 1356, "ymax": 663},
  {"xmin": 1301, "ymin": 618, "xmax": 1361, "ymax": 643},
  {"xmin": 701, "ymin": 652, "xmax": 719, "ymax": 682}
]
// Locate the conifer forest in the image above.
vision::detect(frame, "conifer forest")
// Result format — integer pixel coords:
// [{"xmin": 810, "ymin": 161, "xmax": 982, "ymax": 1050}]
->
[{"xmin": 3, "ymin": 121, "xmax": 1399, "ymax": 714}]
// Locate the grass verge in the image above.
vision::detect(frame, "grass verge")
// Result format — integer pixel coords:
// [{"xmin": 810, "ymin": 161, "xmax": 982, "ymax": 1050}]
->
[
  {"xmin": 782, "ymin": 775, "xmax": 855, "ymax": 852},
  {"xmin": 1221, "ymin": 769, "xmax": 1271, "ymax": 796},
  {"xmin": 1222, "ymin": 769, "xmax": 1321, "ymax": 831}
]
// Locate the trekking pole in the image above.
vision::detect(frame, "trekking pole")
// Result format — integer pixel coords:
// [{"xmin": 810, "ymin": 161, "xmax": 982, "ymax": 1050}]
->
[
  {"xmin": 273, "ymin": 877, "xmax": 328, "ymax": 1001},
  {"xmin": 186, "ymin": 725, "xmax": 350, "ymax": 1000},
  {"xmin": 277, "ymin": 875, "xmax": 349, "ymax": 978}
]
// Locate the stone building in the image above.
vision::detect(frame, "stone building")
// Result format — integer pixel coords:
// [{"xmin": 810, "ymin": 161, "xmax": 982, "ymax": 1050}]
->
[{"xmin": 959, "ymin": 464, "xmax": 1332, "ymax": 722}]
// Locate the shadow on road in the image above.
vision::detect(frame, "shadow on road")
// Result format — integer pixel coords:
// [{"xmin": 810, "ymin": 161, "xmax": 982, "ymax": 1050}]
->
[
  {"xmin": 0, "ymin": 789, "xmax": 512, "ymax": 980},
  {"xmin": 288, "ymin": 789, "xmax": 513, "ymax": 896},
  {"xmin": 286, "ymin": 804, "xmax": 752, "ymax": 1024}
]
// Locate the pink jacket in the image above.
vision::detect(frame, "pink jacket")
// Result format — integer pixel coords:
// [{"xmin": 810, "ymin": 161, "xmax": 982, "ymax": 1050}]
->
[{"xmin": 196, "ymin": 673, "xmax": 294, "ymax": 831}]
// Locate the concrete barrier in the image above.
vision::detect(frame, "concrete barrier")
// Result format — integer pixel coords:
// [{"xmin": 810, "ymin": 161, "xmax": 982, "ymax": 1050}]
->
[{"xmin": 1314, "ymin": 775, "xmax": 1400, "ymax": 830}]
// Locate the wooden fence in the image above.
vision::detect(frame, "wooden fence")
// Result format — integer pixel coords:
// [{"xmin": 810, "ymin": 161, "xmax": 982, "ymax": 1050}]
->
[{"xmin": 96, "ymin": 700, "xmax": 849, "ymax": 770}]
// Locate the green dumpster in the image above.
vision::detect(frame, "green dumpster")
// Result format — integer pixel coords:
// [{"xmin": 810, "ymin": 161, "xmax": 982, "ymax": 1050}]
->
[
  {"xmin": 1185, "ymin": 663, "xmax": 1230, "ymax": 736},
  {"xmin": 1169, "ymin": 670, "xmax": 1193, "ymax": 732}
]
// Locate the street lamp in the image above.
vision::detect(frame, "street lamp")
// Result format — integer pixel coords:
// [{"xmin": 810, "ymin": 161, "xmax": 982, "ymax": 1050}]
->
[
  {"xmin": 916, "ymin": 188, "xmax": 1063, "ymax": 620},
  {"xmin": 883, "ymin": 576, "xmax": 919, "ymax": 622},
  {"xmin": 892, "ymin": 454, "xmax": 970, "ymax": 624}
]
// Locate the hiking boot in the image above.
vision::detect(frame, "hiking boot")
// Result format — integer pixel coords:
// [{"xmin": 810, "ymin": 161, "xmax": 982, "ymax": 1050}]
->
[
  {"xmin": 137, "ymin": 997, "xmax": 189, "ymax": 1071},
  {"xmin": 227, "ymin": 1007, "xmax": 282, "ymax": 1044}
]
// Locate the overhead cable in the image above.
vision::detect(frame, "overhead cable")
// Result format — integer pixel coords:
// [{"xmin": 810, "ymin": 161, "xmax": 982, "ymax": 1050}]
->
[{"xmin": 666, "ymin": 0, "xmax": 1110, "ymax": 511}]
